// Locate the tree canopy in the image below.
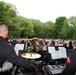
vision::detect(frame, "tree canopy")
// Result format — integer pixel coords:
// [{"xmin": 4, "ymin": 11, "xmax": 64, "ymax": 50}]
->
[{"xmin": 0, "ymin": 1, "xmax": 76, "ymax": 40}]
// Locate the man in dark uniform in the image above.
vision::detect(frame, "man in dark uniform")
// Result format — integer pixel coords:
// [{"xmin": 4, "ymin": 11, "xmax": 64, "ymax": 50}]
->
[
  {"xmin": 61, "ymin": 50, "xmax": 76, "ymax": 75},
  {"xmin": 0, "ymin": 22, "xmax": 36, "ymax": 75}
]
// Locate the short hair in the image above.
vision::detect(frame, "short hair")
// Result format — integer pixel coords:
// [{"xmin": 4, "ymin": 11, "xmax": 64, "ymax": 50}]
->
[
  {"xmin": 0, "ymin": 22, "xmax": 7, "ymax": 26},
  {"xmin": 0, "ymin": 22, "xmax": 8, "ymax": 33}
]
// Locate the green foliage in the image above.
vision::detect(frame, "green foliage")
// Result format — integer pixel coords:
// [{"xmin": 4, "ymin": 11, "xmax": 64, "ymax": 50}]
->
[
  {"xmin": 54, "ymin": 16, "xmax": 67, "ymax": 38},
  {"xmin": 1, "ymin": 1, "xmax": 76, "ymax": 39},
  {"xmin": 68, "ymin": 16, "xmax": 76, "ymax": 39},
  {"xmin": 0, "ymin": 1, "xmax": 17, "ymax": 37},
  {"xmin": 0, "ymin": 1, "xmax": 16, "ymax": 23},
  {"xmin": 42, "ymin": 21, "xmax": 55, "ymax": 38},
  {"xmin": 31, "ymin": 19, "xmax": 43, "ymax": 37},
  {"xmin": 61, "ymin": 16, "xmax": 76, "ymax": 39},
  {"xmin": 20, "ymin": 17, "xmax": 34, "ymax": 38}
]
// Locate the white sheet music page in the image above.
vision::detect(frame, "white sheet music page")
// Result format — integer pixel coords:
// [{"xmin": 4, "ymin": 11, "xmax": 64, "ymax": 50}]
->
[
  {"xmin": 48, "ymin": 47, "xmax": 55, "ymax": 53},
  {"xmin": 48, "ymin": 47, "xmax": 61, "ymax": 59},
  {"xmin": 14, "ymin": 44, "xmax": 24, "ymax": 55},
  {"xmin": 51, "ymin": 51, "xmax": 61, "ymax": 59},
  {"xmin": 59, "ymin": 47, "xmax": 67, "ymax": 58}
]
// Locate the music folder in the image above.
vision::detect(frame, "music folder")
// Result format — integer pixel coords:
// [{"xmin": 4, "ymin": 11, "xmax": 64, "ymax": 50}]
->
[{"xmin": 48, "ymin": 46, "xmax": 67, "ymax": 59}]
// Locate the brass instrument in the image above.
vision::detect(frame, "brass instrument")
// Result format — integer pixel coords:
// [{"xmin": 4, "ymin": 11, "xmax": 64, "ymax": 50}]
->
[{"xmin": 26, "ymin": 38, "xmax": 37, "ymax": 52}]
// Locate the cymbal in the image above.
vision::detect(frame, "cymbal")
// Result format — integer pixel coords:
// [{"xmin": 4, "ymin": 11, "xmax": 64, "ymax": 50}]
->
[{"xmin": 21, "ymin": 52, "xmax": 41, "ymax": 59}]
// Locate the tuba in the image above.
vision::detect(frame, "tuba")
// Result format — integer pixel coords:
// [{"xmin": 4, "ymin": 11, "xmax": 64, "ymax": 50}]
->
[{"xmin": 26, "ymin": 38, "xmax": 38, "ymax": 52}]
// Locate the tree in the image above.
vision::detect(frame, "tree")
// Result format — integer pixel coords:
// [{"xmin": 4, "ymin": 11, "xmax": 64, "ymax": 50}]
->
[
  {"xmin": 54, "ymin": 16, "xmax": 67, "ymax": 38},
  {"xmin": 0, "ymin": 1, "xmax": 17, "ymax": 23},
  {"xmin": 19, "ymin": 17, "xmax": 34, "ymax": 38},
  {"xmin": 9, "ymin": 16, "xmax": 22, "ymax": 37},
  {"xmin": 42, "ymin": 21, "xmax": 55, "ymax": 38},
  {"xmin": 61, "ymin": 16, "xmax": 76, "ymax": 39},
  {"xmin": 0, "ymin": 1, "xmax": 18, "ymax": 37},
  {"xmin": 68, "ymin": 16, "xmax": 76, "ymax": 39},
  {"xmin": 31, "ymin": 19, "xmax": 43, "ymax": 38}
]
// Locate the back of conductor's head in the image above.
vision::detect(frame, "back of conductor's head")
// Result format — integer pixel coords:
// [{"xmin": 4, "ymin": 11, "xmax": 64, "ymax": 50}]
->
[{"xmin": 0, "ymin": 22, "xmax": 8, "ymax": 38}]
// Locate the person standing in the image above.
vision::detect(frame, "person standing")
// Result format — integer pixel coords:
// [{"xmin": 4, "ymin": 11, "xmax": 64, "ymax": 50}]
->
[
  {"xmin": 0, "ymin": 22, "xmax": 36, "ymax": 75},
  {"xmin": 61, "ymin": 50, "xmax": 76, "ymax": 75}
]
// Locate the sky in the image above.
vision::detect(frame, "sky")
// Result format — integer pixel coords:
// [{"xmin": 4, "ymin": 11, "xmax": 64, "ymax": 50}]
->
[{"xmin": 1, "ymin": 0, "xmax": 76, "ymax": 22}]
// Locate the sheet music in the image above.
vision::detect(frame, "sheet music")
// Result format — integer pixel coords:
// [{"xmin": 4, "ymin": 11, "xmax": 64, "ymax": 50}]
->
[
  {"xmin": 51, "ymin": 51, "xmax": 61, "ymax": 59},
  {"xmin": 15, "ymin": 44, "xmax": 24, "ymax": 50},
  {"xmin": 59, "ymin": 47, "xmax": 67, "ymax": 58},
  {"xmin": 48, "ymin": 47, "xmax": 55, "ymax": 53},
  {"xmin": 14, "ymin": 44, "xmax": 24, "ymax": 55},
  {"xmin": 48, "ymin": 46, "xmax": 67, "ymax": 59}
]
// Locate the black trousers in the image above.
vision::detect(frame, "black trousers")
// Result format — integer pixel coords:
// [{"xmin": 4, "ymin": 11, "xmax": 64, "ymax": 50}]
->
[{"xmin": 0, "ymin": 72, "xmax": 2, "ymax": 75}]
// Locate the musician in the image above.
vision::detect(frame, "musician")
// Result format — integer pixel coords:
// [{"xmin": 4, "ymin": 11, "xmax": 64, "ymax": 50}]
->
[
  {"xmin": 67, "ymin": 41, "xmax": 73, "ymax": 49},
  {"xmin": 50, "ymin": 40, "xmax": 55, "ymax": 46},
  {"xmin": 0, "ymin": 22, "xmax": 36, "ymax": 74},
  {"xmin": 37, "ymin": 45, "xmax": 49, "ymax": 64},
  {"xmin": 61, "ymin": 50, "xmax": 76, "ymax": 75}
]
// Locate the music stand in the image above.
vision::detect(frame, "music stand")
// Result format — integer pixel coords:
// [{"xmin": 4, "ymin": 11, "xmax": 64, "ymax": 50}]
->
[{"xmin": 47, "ymin": 46, "xmax": 67, "ymax": 60}]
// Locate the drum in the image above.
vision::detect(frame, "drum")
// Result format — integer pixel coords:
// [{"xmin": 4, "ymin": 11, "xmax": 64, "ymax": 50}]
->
[{"xmin": 0, "ymin": 62, "xmax": 13, "ymax": 75}]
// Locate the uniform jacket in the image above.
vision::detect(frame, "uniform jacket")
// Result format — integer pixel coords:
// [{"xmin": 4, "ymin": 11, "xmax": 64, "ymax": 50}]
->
[
  {"xmin": 0, "ymin": 36, "xmax": 35, "ymax": 71},
  {"xmin": 61, "ymin": 50, "xmax": 76, "ymax": 75}
]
